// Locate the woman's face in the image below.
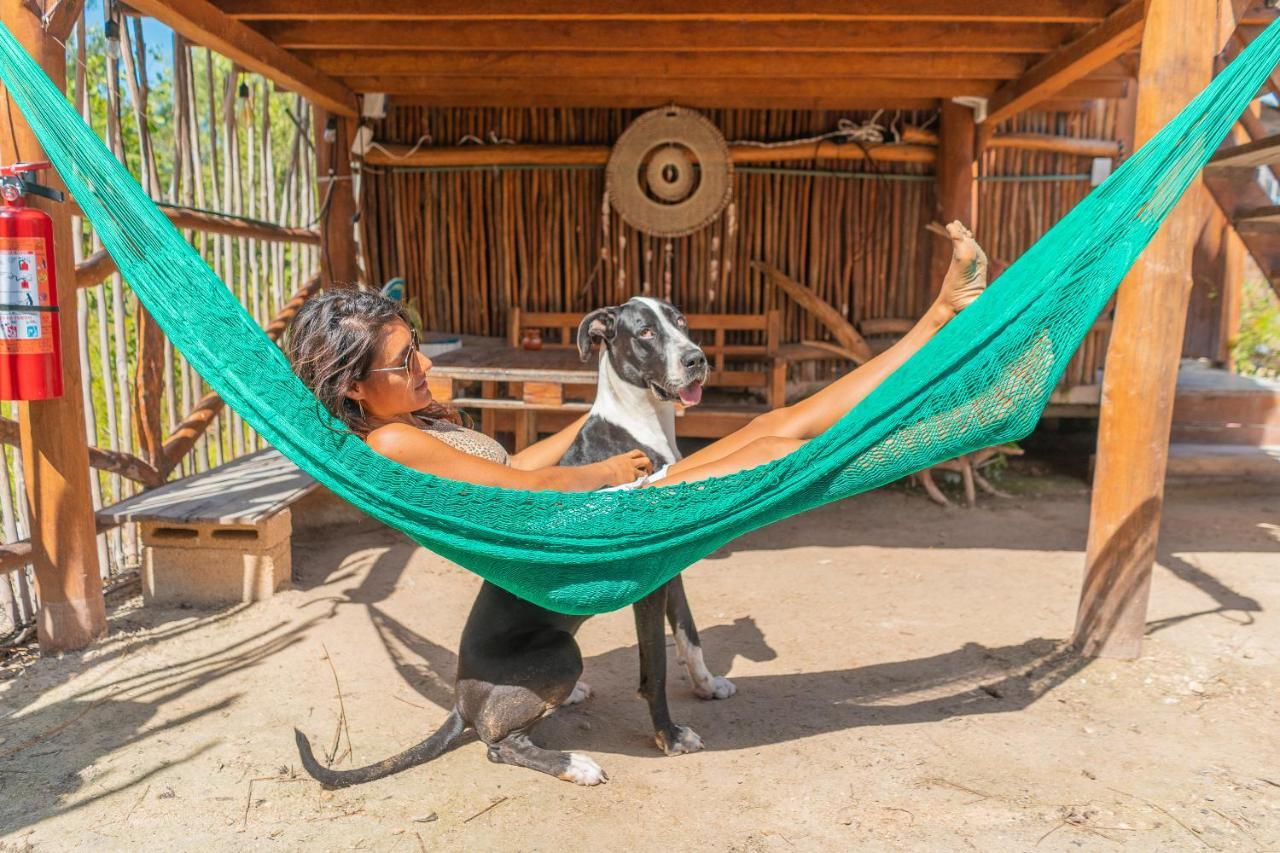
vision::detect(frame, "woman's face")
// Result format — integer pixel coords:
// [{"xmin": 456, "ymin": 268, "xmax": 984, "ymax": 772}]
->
[{"xmin": 345, "ymin": 319, "xmax": 434, "ymax": 419}]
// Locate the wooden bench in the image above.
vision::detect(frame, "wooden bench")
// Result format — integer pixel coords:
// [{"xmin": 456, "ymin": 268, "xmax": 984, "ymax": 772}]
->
[
  {"xmin": 100, "ymin": 448, "xmax": 317, "ymax": 607},
  {"xmin": 505, "ymin": 307, "xmax": 787, "ymax": 438}
]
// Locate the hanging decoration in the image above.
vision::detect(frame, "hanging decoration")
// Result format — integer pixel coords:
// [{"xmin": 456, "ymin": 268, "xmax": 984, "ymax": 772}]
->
[{"xmin": 605, "ymin": 105, "xmax": 733, "ymax": 238}]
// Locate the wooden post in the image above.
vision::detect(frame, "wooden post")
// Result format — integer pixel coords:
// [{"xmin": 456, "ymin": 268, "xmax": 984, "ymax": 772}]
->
[
  {"xmin": 1072, "ymin": 0, "xmax": 1216, "ymax": 659},
  {"xmin": 312, "ymin": 106, "xmax": 360, "ymax": 289},
  {"xmin": 929, "ymin": 101, "xmax": 977, "ymax": 299},
  {"xmin": 0, "ymin": 0, "xmax": 106, "ymax": 652}
]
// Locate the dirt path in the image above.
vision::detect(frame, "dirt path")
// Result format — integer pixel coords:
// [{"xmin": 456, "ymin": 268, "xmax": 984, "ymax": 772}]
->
[{"xmin": 1, "ymin": 476, "xmax": 1277, "ymax": 851}]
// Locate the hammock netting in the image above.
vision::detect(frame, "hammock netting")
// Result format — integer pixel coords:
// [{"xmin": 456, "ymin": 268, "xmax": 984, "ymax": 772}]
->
[{"xmin": 1, "ymin": 22, "xmax": 1276, "ymax": 614}]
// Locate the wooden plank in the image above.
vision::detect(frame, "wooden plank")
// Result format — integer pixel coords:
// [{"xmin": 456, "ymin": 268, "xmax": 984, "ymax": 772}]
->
[
  {"xmin": 0, "ymin": 0, "xmax": 106, "ymax": 652},
  {"xmin": 984, "ymin": 0, "xmax": 1144, "ymax": 127},
  {"xmin": 752, "ymin": 262, "xmax": 872, "ymax": 362},
  {"xmin": 390, "ymin": 93, "xmax": 947, "ymax": 110},
  {"xmin": 522, "ymin": 381, "xmax": 563, "ymax": 407},
  {"xmin": 99, "ymin": 449, "xmax": 317, "ymax": 526},
  {"xmin": 305, "ymin": 50, "xmax": 1034, "ymax": 79},
  {"xmin": 257, "ymin": 20, "xmax": 1074, "ymax": 53},
  {"xmin": 1208, "ymin": 134, "xmax": 1280, "ymax": 168},
  {"xmin": 450, "ymin": 397, "xmax": 593, "ymax": 412},
  {"xmin": 216, "ymin": 0, "xmax": 1117, "ymax": 22},
  {"xmin": 1074, "ymin": 0, "xmax": 1217, "ymax": 660},
  {"xmin": 125, "ymin": 0, "xmax": 357, "ymax": 117}
]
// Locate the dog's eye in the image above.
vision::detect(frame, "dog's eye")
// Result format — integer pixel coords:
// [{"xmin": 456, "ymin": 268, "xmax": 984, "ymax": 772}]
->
[{"xmin": 638, "ymin": 327, "xmax": 655, "ymax": 339}]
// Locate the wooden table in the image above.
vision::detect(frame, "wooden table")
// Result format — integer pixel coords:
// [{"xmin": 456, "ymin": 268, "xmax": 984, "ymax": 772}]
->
[
  {"xmin": 425, "ymin": 335, "xmax": 599, "ymax": 449},
  {"xmin": 424, "ymin": 334, "xmax": 766, "ymax": 450}
]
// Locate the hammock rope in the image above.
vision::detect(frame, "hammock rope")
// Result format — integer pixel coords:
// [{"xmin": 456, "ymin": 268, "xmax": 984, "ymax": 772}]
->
[{"xmin": 1, "ymin": 21, "xmax": 1276, "ymax": 614}]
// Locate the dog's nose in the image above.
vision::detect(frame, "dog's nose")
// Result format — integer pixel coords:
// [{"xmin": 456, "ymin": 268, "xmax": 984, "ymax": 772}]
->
[{"xmin": 683, "ymin": 351, "xmax": 708, "ymax": 373}]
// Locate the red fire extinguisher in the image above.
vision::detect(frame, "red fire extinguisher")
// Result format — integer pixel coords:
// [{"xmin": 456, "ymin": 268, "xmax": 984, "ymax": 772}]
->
[{"xmin": 0, "ymin": 161, "xmax": 65, "ymax": 401}]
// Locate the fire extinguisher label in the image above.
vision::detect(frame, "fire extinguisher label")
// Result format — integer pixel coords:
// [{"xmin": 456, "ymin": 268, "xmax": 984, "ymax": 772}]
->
[{"xmin": 0, "ymin": 237, "xmax": 53, "ymax": 355}]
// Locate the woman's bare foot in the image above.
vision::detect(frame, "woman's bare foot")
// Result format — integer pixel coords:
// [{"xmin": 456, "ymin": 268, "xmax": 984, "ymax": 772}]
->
[{"xmin": 939, "ymin": 220, "xmax": 989, "ymax": 313}]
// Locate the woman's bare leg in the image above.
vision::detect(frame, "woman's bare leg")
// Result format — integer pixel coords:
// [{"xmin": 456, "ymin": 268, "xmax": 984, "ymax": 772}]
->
[
  {"xmin": 651, "ymin": 437, "xmax": 808, "ymax": 488},
  {"xmin": 669, "ymin": 221, "xmax": 987, "ymax": 478}
]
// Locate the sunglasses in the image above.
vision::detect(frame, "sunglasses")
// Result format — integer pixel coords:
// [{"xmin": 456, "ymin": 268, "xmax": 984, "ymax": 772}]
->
[{"xmin": 367, "ymin": 329, "xmax": 422, "ymax": 378}]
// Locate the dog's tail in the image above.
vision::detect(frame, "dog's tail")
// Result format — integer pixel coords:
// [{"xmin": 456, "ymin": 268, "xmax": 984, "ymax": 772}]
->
[{"xmin": 294, "ymin": 708, "xmax": 465, "ymax": 789}]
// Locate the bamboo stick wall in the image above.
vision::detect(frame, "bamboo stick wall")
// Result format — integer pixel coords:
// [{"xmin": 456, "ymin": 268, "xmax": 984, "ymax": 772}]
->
[
  {"xmin": 361, "ymin": 102, "xmax": 1123, "ymax": 374},
  {"xmin": 0, "ymin": 22, "xmax": 318, "ymax": 638}
]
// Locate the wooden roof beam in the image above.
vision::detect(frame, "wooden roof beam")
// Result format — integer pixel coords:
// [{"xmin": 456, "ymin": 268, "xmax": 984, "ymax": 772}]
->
[
  {"xmin": 214, "ymin": 0, "xmax": 1118, "ymax": 23},
  {"xmin": 125, "ymin": 0, "xmax": 357, "ymax": 117},
  {"xmin": 307, "ymin": 50, "xmax": 1137, "ymax": 81},
  {"xmin": 256, "ymin": 20, "xmax": 1077, "ymax": 53},
  {"xmin": 982, "ymin": 0, "xmax": 1144, "ymax": 127}
]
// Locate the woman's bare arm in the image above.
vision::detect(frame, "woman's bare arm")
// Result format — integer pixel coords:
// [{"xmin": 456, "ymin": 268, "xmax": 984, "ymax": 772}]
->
[
  {"xmin": 367, "ymin": 422, "xmax": 649, "ymax": 491},
  {"xmin": 508, "ymin": 413, "xmax": 589, "ymax": 471}
]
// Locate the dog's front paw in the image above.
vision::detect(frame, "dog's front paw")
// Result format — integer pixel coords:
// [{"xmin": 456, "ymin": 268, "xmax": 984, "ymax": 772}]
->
[
  {"xmin": 693, "ymin": 675, "xmax": 736, "ymax": 701},
  {"xmin": 558, "ymin": 753, "xmax": 608, "ymax": 785},
  {"xmin": 562, "ymin": 681, "xmax": 593, "ymax": 706},
  {"xmin": 655, "ymin": 725, "xmax": 704, "ymax": 756}
]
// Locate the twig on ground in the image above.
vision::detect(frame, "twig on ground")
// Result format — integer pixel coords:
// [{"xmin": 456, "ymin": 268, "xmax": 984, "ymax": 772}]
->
[
  {"xmin": 1036, "ymin": 821, "xmax": 1066, "ymax": 846},
  {"xmin": 241, "ymin": 775, "xmax": 306, "ymax": 830},
  {"xmin": 1109, "ymin": 787, "xmax": 1212, "ymax": 849},
  {"xmin": 124, "ymin": 784, "xmax": 151, "ymax": 824},
  {"xmin": 462, "ymin": 796, "xmax": 509, "ymax": 824},
  {"xmin": 321, "ymin": 643, "xmax": 353, "ymax": 766},
  {"xmin": 310, "ymin": 807, "xmax": 366, "ymax": 822},
  {"xmin": 393, "ymin": 694, "xmax": 427, "ymax": 710},
  {"xmin": 922, "ymin": 776, "xmax": 994, "ymax": 803},
  {"xmin": 415, "ymin": 831, "xmax": 427, "ymax": 852}
]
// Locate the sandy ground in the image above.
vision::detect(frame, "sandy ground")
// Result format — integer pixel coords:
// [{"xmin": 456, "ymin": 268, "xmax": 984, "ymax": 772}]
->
[{"xmin": 0, "ymin": 472, "xmax": 1277, "ymax": 852}]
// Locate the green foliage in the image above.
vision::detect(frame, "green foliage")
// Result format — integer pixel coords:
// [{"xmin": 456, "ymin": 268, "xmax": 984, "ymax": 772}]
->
[{"xmin": 1232, "ymin": 277, "xmax": 1280, "ymax": 378}]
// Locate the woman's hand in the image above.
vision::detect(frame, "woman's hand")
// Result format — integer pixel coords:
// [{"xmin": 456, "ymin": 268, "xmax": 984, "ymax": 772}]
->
[{"xmin": 597, "ymin": 449, "xmax": 653, "ymax": 486}]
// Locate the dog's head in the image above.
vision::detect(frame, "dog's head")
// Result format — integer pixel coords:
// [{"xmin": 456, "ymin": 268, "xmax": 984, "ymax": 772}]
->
[{"xmin": 576, "ymin": 297, "xmax": 708, "ymax": 406}]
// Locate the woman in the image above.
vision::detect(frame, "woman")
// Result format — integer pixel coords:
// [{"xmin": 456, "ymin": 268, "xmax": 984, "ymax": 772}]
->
[{"xmin": 287, "ymin": 222, "xmax": 988, "ymax": 490}]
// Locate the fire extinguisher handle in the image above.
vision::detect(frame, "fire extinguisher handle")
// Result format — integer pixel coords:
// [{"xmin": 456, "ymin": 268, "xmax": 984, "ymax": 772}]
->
[{"xmin": 18, "ymin": 179, "xmax": 64, "ymax": 203}]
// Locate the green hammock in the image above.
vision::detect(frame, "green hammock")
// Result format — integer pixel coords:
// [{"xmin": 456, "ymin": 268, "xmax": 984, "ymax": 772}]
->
[{"xmin": 2, "ymin": 22, "xmax": 1276, "ymax": 615}]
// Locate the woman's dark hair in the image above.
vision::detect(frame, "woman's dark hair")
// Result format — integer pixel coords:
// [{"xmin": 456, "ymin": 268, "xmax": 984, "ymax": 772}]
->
[{"xmin": 287, "ymin": 288, "xmax": 459, "ymax": 435}]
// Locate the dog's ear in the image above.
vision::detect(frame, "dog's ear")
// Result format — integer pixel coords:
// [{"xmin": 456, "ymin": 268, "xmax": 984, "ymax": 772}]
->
[{"xmin": 576, "ymin": 307, "xmax": 618, "ymax": 362}]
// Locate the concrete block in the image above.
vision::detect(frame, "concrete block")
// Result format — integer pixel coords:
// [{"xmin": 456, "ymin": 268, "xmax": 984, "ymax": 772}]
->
[{"xmin": 140, "ymin": 510, "xmax": 293, "ymax": 607}]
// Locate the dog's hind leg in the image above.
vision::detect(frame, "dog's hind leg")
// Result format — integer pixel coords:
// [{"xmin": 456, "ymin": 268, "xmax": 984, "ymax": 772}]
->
[
  {"xmin": 664, "ymin": 575, "xmax": 736, "ymax": 700},
  {"xmin": 634, "ymin": 585, "xmax": 704, "ymax": 755},
  {"xmin": 486, "ymin": 733, "xmax": 607, "ymax": 786}
]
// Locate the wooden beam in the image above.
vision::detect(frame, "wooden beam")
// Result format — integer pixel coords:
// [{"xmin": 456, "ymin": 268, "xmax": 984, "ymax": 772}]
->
[
  {"xmin": 160, "ymin": 205, "xmax": 321, "ymax": 244},
  {"xmin": 345, "ymin": 75, "xmax": 1126, "ymax": 104},
  {"xmin": 987, "ymin": 133, "xmax": 1122, "ymax": 157},
  {"xmin": 0, "ymin": 0, "xmax": 105, "ymax": 653},
  {"xmin": 75, "ymin": 246, "xmax": 117, "ymax": 289},
  {"xmin": 124, "ymin": 0, "xmax": 357, "ymax": 117},
  {"xmin": 0, "ymin": 418, "xmax": 163, "ymax": 487},
  {"xmin": 1074, "ymin": 0, "xmax": 1217, "ymax": 660},
  {"xmin": 215, "ymin": 0, "xmax": 1118, "ymax": 23},
  {"xmin": 257, "ymin": 20, "xmax": 1075, "ymax": 53},
  {"xmin": 365, "ymin": 140, "xmax": 939, "ymax": 167},
  {"xmin": 929, "ymin": 101, "xmax": 977, "ymax": 300},
  {"xmin": 365, "ymin": 132, "xmax": 1123, "ymax": 168},
  {"xmin": 984, "ymin": 0, "xmax": 1145, "ymax": 127},
  {"xmin": 304, "ymin": 49, "xmax": 1034, "ymax": 80},
  {"xmin": 313, "ymin": 109, "xmax": 360, "ymax": 289}
]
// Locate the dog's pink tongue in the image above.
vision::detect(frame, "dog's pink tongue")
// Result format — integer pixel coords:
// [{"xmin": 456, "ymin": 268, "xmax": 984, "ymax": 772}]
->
[{"xmin": 678, "ymin": 380, "xmax": 703, "ymax": 406}]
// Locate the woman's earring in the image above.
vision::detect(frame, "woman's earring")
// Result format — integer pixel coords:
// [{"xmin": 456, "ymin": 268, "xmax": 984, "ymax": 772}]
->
[{"xmin": 356, "ymin": 399, "xmax": 366, "ymax": 419}]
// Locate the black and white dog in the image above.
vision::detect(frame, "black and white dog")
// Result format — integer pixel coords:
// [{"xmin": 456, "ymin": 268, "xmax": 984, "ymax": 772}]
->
[{"xmin": 296, "ymin": 297, "xmax": 733, "ymax": 788}]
